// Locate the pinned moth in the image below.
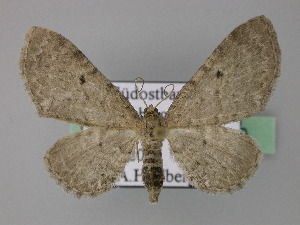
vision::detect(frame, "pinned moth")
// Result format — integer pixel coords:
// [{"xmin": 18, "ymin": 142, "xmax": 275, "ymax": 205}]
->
[{"xmin": 20, "ymin": 15, "xmax": 280, "ymax": 203}]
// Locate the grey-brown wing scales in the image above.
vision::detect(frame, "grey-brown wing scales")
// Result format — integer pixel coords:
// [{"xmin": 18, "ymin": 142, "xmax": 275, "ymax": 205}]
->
[
  {"xmin": 166, "ymin": 126, "xmax": 262, "ymax": 193},
  {"xmin": 166, "ymin": 16, "xmax": 280, "ymax": 127},
  {"xmin": 44, "ymin": 128, "xmax": 138, "ymax": 197},
  {"xmin": 20, "ymin": 27, "xmax": 139, "ymax": 128}
]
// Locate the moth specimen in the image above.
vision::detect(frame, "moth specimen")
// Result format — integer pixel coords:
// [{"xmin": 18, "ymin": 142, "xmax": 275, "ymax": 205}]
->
[{"xmin": 20, "ymin": 15, "xmax": 280, "ymax": 203}]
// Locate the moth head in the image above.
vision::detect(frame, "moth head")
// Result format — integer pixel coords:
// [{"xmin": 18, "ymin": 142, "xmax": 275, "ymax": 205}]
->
[{"xmin": 144, "ymin": 104, "xmax": 159, "ymax": 116}]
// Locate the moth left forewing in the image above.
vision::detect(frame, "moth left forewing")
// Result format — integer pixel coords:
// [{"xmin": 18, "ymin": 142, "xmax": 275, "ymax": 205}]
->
[
  {"xmin": 20, "ymin": 27, "xmax": 139, "ymax": 128},
  {"xmin": 44, "ymin": 127, "xmax": 138, "ymax": 197},
  {"xmin": 166, "ymin": 126, "xmax": 262, "ymax": 193}
]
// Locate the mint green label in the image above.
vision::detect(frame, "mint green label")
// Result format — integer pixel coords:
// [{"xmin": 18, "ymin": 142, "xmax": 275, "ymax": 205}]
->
[{"xmin": 241, "ymin": 117, "xmax": 276, "ymax": 154}]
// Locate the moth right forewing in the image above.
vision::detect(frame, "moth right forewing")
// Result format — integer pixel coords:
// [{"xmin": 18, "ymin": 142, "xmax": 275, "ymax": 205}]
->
[
  {"xmin": 44, "ymin": 127, "xmax": 138, "ymax": 197},
  {"xmin": 20, "ymin": 27, "xmax": 139, "ymax": 128},
  {"xmin": 166, "ymin": 16, "xmax": 280, "ymax": 127}
]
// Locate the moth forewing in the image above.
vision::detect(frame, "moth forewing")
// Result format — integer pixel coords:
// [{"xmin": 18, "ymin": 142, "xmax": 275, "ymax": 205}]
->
[
  {"xmin": 165, "ymin": 15, "xmax": 280, "ymax": 127},
  {"xmin": 20, "ymin": 26, "xmax": 139, "ymax": 128}
]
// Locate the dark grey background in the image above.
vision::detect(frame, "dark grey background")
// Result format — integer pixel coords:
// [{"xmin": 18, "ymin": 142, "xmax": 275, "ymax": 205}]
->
[{"xmin": 1, "ymin": 1, "xmax": 299, "ymax": 224}]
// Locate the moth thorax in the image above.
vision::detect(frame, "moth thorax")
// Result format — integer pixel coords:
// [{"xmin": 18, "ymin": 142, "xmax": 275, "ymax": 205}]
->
[{"xmin": 142, "ymin": 105, "xmax": 166, "ymax": 141}]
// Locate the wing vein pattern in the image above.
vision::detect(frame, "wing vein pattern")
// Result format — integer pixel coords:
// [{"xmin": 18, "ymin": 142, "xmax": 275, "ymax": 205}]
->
[
  {"xmin": 44, "ymin": 127, "xmax": 138, "ymax": 197},
  {"xmin": 167, "ymin": 126, "xmax": 262, "ymax": 193},
  {"xmin": 166, "ymin": 16, "xmax": 280, "ymax": 127},
  {"xmin": 20, "ymin": 27, "xmax": 139, "ymax": 128}
]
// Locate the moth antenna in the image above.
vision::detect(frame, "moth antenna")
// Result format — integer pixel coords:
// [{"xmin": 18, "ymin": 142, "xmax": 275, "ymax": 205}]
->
[
  {"xmin": 134, "ymin": 77, "xmax": 148, "ymax": 107},
  {"xmin": 154, "ymin": 83, "xmax": 175, "ymax": 108}
]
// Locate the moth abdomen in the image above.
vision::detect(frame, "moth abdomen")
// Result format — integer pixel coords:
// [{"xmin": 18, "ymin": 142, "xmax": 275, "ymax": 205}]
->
[
  {"xmin": 141, "ymin": 139, "xmax": 164, "ymax": 204},
  {"xmin": 142, "ymin": 166, "xmax": 164, "ymax": 187}
]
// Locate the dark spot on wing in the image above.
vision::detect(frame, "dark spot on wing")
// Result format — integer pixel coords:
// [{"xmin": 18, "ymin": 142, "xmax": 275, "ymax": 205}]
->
[
  {"xmin": 216, "ymin": 70, "xmax": 224, "ymax": 78},
  {"xmin": 79, "ymin": 75, "xmax": 86, "ymax": 84}
]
